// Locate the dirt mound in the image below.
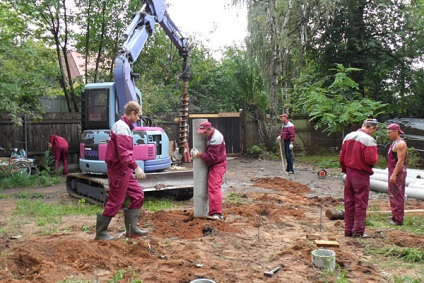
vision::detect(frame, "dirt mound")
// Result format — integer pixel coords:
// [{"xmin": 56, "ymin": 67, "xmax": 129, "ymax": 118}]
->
[{"xmin": 1, "ymin": 158, "xmax": 423, "ymax": 282}]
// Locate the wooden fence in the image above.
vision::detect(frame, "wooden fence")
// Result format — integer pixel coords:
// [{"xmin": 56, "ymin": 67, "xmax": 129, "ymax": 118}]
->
[
  {"xmin": 0, "ymin": 112, "xmax": 348, "ymax": 165},
  {"xmin": 0, "ymin": 113, "xmax": 81, "ymax": 164}
]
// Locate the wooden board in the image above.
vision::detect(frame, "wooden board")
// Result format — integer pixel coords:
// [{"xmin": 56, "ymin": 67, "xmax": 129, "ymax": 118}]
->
[{"xmin": 314, "ymin": 240, "xmax": 340, "ymax": 248}]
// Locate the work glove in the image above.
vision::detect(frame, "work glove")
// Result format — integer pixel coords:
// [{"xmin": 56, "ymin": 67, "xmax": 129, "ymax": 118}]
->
[
  {"xmin": 134, "ymin": 167, "xmax": 146, "ymax": 180},
  {"xmin": 190, "ymin": 148, "xmax": 199, "ymax": 159},
  {"xmin": 276, "ymin": 136, "xmax": 281, "ymax": 143},
  {"xmin": 289, "ymin": 144, "xmax": 293, "ymax": 150}
]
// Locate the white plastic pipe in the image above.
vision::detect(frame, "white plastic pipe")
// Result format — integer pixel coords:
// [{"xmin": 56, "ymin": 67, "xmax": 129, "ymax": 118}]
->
[
  {"xmin": 373, "ymin": 167, "xmax": 424, "ymax": 179},
  {"xmin": 369, "ymin": 179, "xmax": 424, "ymax": 200},
  {"xmin": 370, "ymin": 172, "xmax": 423, "ymax": 186}
]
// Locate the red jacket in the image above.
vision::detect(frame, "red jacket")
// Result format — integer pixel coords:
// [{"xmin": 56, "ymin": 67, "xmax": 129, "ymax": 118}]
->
[
  {"xmin": 49, "ymin": 135, "xmax": 68, "ymax": 150},
  {"xmin": 279, "ymin": 121, "xmax": 295, "ymax": 141},
  {"xmin": 200, "ymin": 128, "xmax": 227, "ymax": 167},
  {"xmin": 339, "ymin": 128, "xmax": 378, "ymax": 175},
  {"xmin": 105, "ymin": 116, "xmax": 138, "ymax": 170}
]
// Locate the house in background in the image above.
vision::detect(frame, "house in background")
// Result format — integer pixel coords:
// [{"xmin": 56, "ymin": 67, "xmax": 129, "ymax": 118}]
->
[{"xmin": 43, "ymin": 51, "xmax": 94, "ymax": 112}]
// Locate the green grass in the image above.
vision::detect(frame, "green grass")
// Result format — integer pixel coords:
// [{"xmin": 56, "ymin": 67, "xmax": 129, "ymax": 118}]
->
[
  {"xmin": 366, "ymin": 214, "xmax": 424, "ymax": 235},
  {"xmin": 14, "ymin": 198, "xmax": 100, "ymax": 226},
  {"xmin": 141, "ymin": 194, "xmax": 182, "ymax": 212},
  {"xmin": 295, "ymin": 152, "xmax": 388, "ymax": 169},
  {"xmin": 296, "ymin": 153, "xmax": 341, "ymax": 168}
]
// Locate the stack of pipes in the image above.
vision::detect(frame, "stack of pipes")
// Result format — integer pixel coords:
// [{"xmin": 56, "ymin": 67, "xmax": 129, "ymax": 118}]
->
[
  {"xmin": 369, "ymin": 168, "xmax": 424, "ymax": 200},
  {"xmin": 342, "ymin": 168, "xmax": 424, "ymax": 200}
]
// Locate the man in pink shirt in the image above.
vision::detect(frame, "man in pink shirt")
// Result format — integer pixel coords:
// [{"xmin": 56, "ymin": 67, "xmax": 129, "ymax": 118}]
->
[
  {"xmin": 339, "ymin": 118, "xmax": 379, "ymax": 238},
  {"xmin": 191, "ymin": 121, "xmax": 227, "ymax": 220}
]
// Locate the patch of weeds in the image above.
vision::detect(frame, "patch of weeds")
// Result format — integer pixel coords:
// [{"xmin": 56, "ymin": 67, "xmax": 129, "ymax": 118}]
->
[
  {"xmin": 318, "ymin": 158, "xmax": 340, "ymax": 169},
  {"xmin": 0, "ymin": 169, "xmax": 64, "ymax": 190},
  {"xmin": 0, "ymin": 193, "xmax": 7, "ymax": 199},
  {"xmin": 226, "ymin": 192, "xmax": 251, "ymax": 204},
  {"xmin": 320, "ymin": 264, "xmax": 348, "ymax": 283},
  {"xmin": 245, "ymin": 144, "xmax": 279, "ymax": 160},
  {"xmin": 14, "ymin": 191, "xmax": 47, "ymax": 199},
  {"xmin": 246, "ymin": 145, "xmax": 264, "ymax": 158},
  {"xmin": 111, "ymin": 269, "xmax": 142, "ymax": 283},
  {"xmin": 81, "ymin": 225, "xmax": 92, "ymax": 233},
  {"xmin": 296, "ymin": 154, "xmax": 339, "ymax": 168}
]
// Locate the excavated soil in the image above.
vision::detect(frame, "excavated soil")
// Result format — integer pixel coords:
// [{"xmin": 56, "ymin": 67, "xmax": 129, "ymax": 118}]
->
[{"xmin": 0, "ymin": 157, "xmax": 423, "ymax": 282}]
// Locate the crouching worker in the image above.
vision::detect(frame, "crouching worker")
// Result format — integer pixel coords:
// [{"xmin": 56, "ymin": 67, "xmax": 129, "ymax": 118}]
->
[
  {"xmin": 48, "ymin": 134, "xmax": 69, "ymax": 175},
  {"xmin": 95, "ymin": 101, "xmax": 148, "ymax": 240}
]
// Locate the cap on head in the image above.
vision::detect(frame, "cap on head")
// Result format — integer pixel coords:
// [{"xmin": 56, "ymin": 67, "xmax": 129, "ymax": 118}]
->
[
  {"xmin": 197, "ymin": 121, "xmax": 212, "ymax": 133},
  {"xmin": 280, "ymin": 113, "xmax": 289, "ymax": 118},
  {"xmin": 387, "ymin": 123, "xmax": 404, "ymax": 134}
]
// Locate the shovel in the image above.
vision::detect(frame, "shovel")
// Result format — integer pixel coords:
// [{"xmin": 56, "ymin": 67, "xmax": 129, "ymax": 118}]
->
[{"xmin": 278, "ymin": 140, "xmax": 287, "ymax": 174}]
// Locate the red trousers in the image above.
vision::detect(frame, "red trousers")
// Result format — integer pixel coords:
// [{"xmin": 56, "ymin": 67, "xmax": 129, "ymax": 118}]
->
[
  {"xmin": 53, "ymin": 145, "xmax": 68, "ymax": 175},
  {"xmin": 388, "ymin": 170, "xmax": 406, "ymax": 225},
  {"xmin": 103, "ymin": 167, "xmax": 144, "ymax": 217},
  {"xmin": 344, "ymin": 168, "xmax": 371, "ymax": 236},
  {"xmin": 208, "ymin": 161, "xmax": 227, "ymax": 216}
]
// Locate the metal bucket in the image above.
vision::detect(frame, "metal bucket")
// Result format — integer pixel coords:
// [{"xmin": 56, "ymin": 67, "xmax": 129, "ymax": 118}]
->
[
  {"xmin": 311, "ymin": 249, "xmax": 336, "ymax": 271},
  {"xmin": 190, "ymin": 279, "xmax": 216, "ymax": 283}
]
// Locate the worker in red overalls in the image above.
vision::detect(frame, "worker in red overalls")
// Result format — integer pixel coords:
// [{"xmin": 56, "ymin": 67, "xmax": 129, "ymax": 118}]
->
[
  {"xmin": 95, "ymin": 101, "xmax": 148, "ymax": 240},
  {"xmin": 339, "ymin": 118, "xmax": 379, "ymax": 238},
  {"xmin": 48, "ymin": 134, "xmax": 69, "ymax": 175},
  {"xmin": 191, "ymin": 121, "xmax": 227, "ymax": 220},
  {"xmin": 386, "ymin": 123, "xmax": 407, "ymax": 226}
]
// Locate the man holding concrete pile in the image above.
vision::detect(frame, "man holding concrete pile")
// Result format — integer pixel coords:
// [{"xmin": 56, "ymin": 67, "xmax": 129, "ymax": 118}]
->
[
  {"xmin": 339, "ymin": 118, "xmax": 379, "ymax": 238},
  {"xmin": 386, "ymin": 123, "xmax": 407, "ymax": 226},
  {"xmin": 191, "ymin": 121, "xmax": 227, "ymax": 220}
]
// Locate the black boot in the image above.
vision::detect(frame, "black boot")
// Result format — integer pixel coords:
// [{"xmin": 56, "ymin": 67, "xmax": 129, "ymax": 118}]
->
[
  {"xmin": 124, "ymin": 209, "xmax": 148, "ymax": 238},
  {"xmin": 95, "ymin": 214, "xmax": 115, "ymax": 240}
]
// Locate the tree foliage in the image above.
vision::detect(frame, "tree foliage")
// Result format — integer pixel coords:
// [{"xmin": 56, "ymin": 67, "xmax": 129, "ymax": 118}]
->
[
  {"xmin": 292, "ymin": 63, "xmax": 387, "ymax": 134},
  {"xmin": 0, "ymin": 2, "xmax": 59, "ymax": 126},
  {"xmin": 11, "ymin": 0, "xmax": 80, "ymax": 112}
]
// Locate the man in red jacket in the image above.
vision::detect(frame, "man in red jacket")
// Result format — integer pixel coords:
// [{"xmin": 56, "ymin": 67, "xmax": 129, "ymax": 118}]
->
[
  {"xmin": 191, "ymin": 121, "xmax": 227, "ymax": 220},
  {"xmin": 48, "ymin": 134, "xmax": 69, "ymax": 175},
  {"xmin": 339, "ymin": 118, "xmax": 379, "ymax": 238},
  {"xmin": 95, "ymin": 101, "xmax": 148, "ymax": 240}
]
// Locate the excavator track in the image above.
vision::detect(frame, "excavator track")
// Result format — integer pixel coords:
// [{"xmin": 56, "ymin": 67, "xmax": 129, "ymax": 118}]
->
[{"xmin": 66, "ymin": 170, "xmax": 194, "ymax": 205}]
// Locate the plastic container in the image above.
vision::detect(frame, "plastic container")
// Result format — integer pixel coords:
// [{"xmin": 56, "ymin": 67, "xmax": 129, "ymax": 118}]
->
[
  {"xmin": 311, "ymin": 249, "xmax": 336, "ymax": 271},
  {"xmin": 190, "ymin": 279, "xmax": 216, "ymax": 283}
]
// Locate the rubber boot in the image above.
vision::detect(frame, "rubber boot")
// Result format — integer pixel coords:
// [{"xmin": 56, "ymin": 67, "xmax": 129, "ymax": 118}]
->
[
  {"xmin": 95, "ymin": 214, "xmax": 116, "ymax": 240},
  {"xmin": 124, "ymin": 209, "xmax": 148, "ymax": 238}
]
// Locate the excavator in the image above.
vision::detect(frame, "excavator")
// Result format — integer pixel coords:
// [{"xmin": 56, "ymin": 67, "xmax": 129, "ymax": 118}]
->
[{"xmin": 66, "ymin": 0, "xmax": 193, "ymax": 205}]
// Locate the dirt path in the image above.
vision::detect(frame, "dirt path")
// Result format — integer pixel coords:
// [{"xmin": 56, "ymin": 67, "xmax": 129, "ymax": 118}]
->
[{"xmin": 0, "ymin": 157, "xmax": 423, "ymax": 283}]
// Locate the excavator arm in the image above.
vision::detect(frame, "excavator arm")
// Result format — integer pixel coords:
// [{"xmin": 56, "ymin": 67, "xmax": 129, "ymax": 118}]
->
[{"xmin": 114, "ymin": 0, "xmax": 190, "ymax": 116}]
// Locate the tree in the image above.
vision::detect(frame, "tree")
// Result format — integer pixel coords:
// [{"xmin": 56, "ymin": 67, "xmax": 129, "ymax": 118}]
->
[
  {"xmin": 308, "ymin": 0, "xmax": 424, "ymax": 117},
  {"xmin": 0, "ymin": 2, "xmax": 60, "ymax": 125},
  {"xmin": 291, "ymin": 63, "xmax": 387, "ymax": 135},
  {"xmin": 12, "ymin": 0, "xmax": 80, "ymax": 112}
]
